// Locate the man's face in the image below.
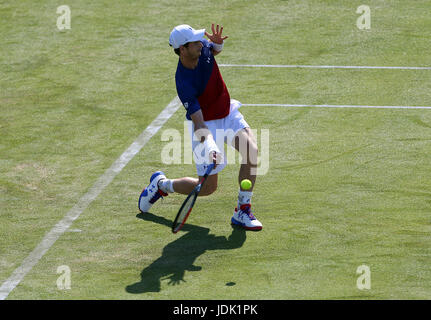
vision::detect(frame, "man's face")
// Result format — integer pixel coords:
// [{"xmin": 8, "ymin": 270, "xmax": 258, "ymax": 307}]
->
[{"xmin": 182, "ymin": 41, "xmax": 203, "ymax": 59}]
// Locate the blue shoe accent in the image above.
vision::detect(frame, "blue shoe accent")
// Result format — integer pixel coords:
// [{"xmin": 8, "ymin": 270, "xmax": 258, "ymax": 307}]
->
[{"xmin": 150, "ymin": 171, "xmax": 164, "ymax": 183}]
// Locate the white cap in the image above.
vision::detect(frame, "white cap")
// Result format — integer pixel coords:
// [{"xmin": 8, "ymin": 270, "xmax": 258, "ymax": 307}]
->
[{"xmin": 169, "ymin": 24, "xmax": 205, "ymax": 49}]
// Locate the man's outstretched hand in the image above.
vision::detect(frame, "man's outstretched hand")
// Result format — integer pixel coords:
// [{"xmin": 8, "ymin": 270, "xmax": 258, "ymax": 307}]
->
[{"xmin": 205, "ymin": 23, "xmax": 228, "ymax": 44}]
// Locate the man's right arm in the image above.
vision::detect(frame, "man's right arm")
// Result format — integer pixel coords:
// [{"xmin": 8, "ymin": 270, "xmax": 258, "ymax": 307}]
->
[
  {"xmin": 190, "ymin": 110, "xmax": 221, "ymax": 166},
  {"xmin": 176, "ymin": 76, "xmax": 220, "ymax": 166},
  {"xmin": 190, "ymin": 109, "xmax": 208, "ymax": 139}
]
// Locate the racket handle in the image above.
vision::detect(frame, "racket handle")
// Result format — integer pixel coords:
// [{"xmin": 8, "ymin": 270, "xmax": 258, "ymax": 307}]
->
[{"xmin": 204, "ymin": 163, "xmax": 215, "ymax": 177}]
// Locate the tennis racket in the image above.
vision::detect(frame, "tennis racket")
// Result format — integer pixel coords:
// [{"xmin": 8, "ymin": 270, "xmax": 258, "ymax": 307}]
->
[{"xmin": 172, "ymin": 163, "xmax": 215, "ymax": 233}]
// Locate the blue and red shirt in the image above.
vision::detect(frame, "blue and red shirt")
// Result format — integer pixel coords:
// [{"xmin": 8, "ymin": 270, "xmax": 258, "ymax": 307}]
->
[{"xmin": 175, "ymin": 39, "xmax": 231, "ymax": 121}]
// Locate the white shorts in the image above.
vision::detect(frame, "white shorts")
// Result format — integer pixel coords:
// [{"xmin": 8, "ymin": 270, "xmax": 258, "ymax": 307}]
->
[{"xmin": 187, "ymin": 99, "xmax": 249, "ymax": 176}]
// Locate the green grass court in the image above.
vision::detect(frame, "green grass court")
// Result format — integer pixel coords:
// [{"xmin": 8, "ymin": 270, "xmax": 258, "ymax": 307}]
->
[{"xmin": 1, "ymin": 0, "xmax": 431, "ymax": 299}]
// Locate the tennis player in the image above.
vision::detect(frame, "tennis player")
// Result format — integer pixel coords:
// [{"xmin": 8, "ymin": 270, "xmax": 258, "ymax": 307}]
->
[{"xmin": 139, "ymin": 24, "xmax": 262, "ymax": 231}]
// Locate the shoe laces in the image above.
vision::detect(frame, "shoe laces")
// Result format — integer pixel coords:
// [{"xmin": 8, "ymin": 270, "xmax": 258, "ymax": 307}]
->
[
  {"xmin": 158, "ymin": 189, "xmax": 168, "ymax": 197},
  {"xmin": 149, "ymin": 188, "xmax": 168, "ymax": 204},
  {"xmin": 238, "ymin": 204, "xmax": 256, "ymax": 220}
]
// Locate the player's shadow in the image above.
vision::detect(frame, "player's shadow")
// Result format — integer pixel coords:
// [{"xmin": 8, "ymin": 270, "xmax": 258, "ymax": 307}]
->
[{"xmin": 125, "ymin": 212, "xmax": 246, "ymax": 294}]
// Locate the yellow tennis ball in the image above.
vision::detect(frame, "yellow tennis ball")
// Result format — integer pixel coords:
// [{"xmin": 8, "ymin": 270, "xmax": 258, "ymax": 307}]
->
[{"xmin": 240, "ymin": 179, "xmax": 252, "ymax": 190}]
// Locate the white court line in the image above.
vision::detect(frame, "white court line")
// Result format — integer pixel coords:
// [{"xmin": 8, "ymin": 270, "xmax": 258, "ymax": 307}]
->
[
  {"xmin": 243, "ymin": 103, "xmax": 431, "ymax": 109},
  {"xmin": 0, "ymin": 96, "xmax": 181, "ymax": 300},
  {"xmin": 219, "ymin": 63, "xmax": 431, "ymax": 70}
]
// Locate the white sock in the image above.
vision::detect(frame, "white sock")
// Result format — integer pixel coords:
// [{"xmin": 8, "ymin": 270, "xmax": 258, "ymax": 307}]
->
[
  {"xmin": 158, "ymin": 178, "xmax": 175, "ymax": 193},
  {"xmin": 238, "ymin": 190, "xmax": 253, "ymax": 207}
]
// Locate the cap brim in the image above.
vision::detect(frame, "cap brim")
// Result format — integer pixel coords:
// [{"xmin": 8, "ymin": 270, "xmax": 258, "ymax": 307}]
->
[{"xmin": 190, "ymin": 28, "xmax": 205, "ymax": 42}]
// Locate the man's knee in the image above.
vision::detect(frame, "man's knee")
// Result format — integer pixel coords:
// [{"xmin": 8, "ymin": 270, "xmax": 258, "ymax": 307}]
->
[{"xmin": 199, "ymin": 175, "xmax": 218, "ymax": 196}]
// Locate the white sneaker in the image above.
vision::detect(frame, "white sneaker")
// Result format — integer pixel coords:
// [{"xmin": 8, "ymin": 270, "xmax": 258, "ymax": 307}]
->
[
  {"xmin": 231, "ymin": 204, "xmax": 262, "ymax": 231},
  {"xmin": 138, "ymin": 171, "xmax": 168, "ymax": 213}
]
